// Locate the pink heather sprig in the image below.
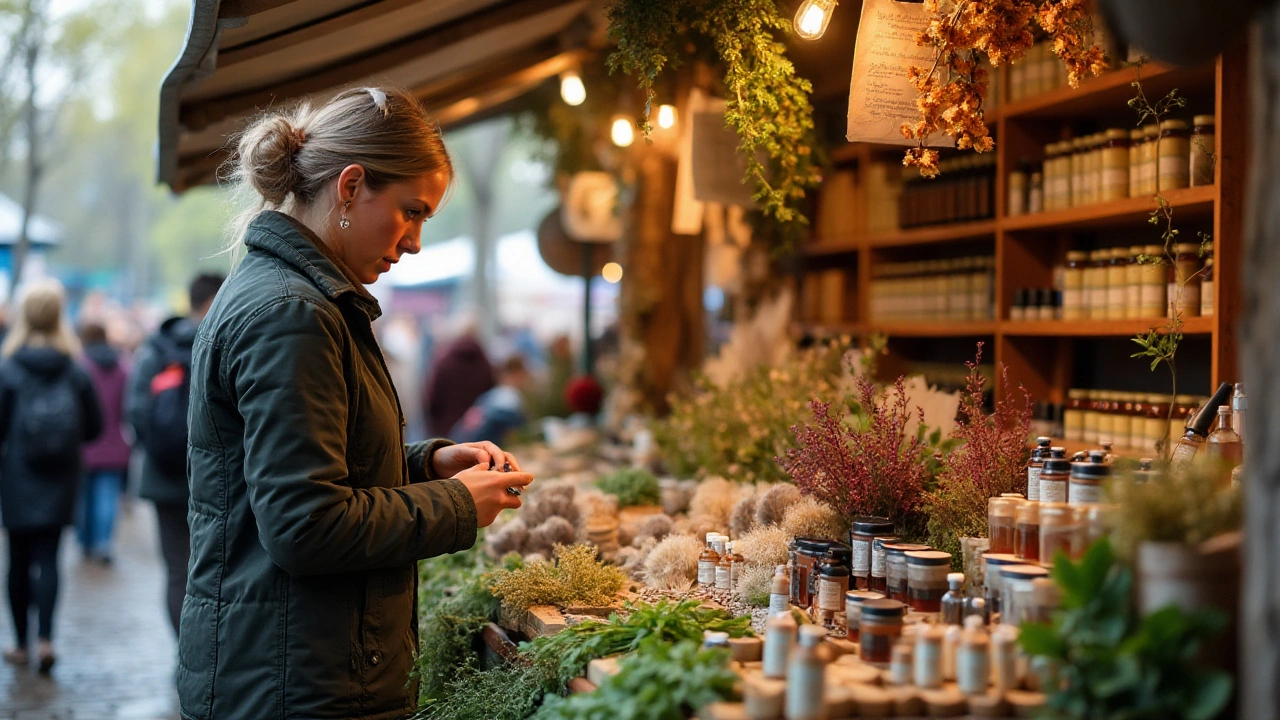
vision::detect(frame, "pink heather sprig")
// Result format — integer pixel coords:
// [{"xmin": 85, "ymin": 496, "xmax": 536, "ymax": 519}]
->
[
  {"xmin": 926, "ymin": 343, "xmax": 1033, "ymax": 538},
  {"xmin": 781, "ymin": 376, "xmax": 930, "ymax": 528}
]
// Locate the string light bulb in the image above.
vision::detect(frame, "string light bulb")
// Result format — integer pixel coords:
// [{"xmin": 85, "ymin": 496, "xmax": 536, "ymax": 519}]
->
[
  {"xmin": 793, "ymin": 0, "xmax": 836, "ymax": 41},
  {"xmin": 610, "ymin": 116, "xmax": 635, "ymax": 147},
  {"xmin": 560, "ymin": 71, "xmax": 586, "ymax": 106},
  {"xmin": 602, "ymin": 262, "xmax": 624, "ymax": 283},
  {"xmin": 656, "ymin": 104, "xmax": 677, "ymax": 129}
]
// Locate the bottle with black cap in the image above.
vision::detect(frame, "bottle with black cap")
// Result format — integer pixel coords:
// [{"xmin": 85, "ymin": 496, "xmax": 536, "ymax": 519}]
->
[
  {"xmin": 1027, "ymin": 437, "xmax": 1051, "ymax": 501},
  {"xmin": 1170, "ymin": 382, "xmax": 1234, "ymax": 472}
]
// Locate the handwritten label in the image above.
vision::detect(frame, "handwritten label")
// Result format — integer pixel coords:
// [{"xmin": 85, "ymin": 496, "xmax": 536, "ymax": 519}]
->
[{"xmin": 847, "ymin": 0, "xmax": 955, "ymax": 147}]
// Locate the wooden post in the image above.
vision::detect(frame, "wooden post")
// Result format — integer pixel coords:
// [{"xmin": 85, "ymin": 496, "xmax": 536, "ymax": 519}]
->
[
  {"xmin": 617, "ymin": 149, "xmax": 705, "ymax": 416},
  {"xmin": 1240, "ymin": 11, "xmax": 1279, "ymax": 720}
]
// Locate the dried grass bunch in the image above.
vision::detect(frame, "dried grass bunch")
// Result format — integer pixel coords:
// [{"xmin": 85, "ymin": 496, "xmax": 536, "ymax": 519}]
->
[
  {"xmin": 643, "ymin": 534, "xmax": 703, "ymax": 591},
  {"xmin": 781, "ymin": 497, "xmax": 849, "ymax": 542},
  {"xmin": 488, "ymin": 544, "xmax": 627, "ymax": 610}
]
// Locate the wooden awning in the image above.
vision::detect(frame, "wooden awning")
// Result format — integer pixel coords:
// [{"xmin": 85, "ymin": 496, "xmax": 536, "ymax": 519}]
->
[{"xmin": 158, "ymin": 0, "xmax": 597, "ymax": 192}]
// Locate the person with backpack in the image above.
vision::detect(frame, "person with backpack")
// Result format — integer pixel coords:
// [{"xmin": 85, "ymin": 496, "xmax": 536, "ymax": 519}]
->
[
  {"xmin": 126, "ymin": 272, "xmax": 223, "ymax": 636},
  {"xmin": 76, "ymin": 322, "xmax": 131, "ymax": 564},
  {"xmin": 0, "ymin": 279, "xmax": 103, "ymax": 672}
]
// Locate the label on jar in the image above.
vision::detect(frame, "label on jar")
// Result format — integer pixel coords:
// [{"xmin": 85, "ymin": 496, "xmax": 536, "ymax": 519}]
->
[
  {"xmin": 1027, "ymin": 466, "xmax": 1042, "ymax": 502},
  {"xmin": 1069, "ymin": 480, "xmax": 1103, "ymax": 505},
  {"xmin": 1158, "ymin": 155, "xmax": 1190, "ymax": 187},
  {"xmin": 851, "ymin": 538, "xmax": 871, "ymax": 575},
  {"xmin": 1169, "ymin": 283, "xmax": 1201, "ymax": 318},
  {"xmin": 715, "ymin": 564, "xmax": 731, "ymax": 590},
  {"xmin": 1140, "ymin": 281, "xmax": 1166, "ymax": 317},
  {"xmin": 1040, "ymin": 477, "xmax": 1068, "ymax": 503},
  {"xmin": 871, "ymin": 546, "xmax": 888, "ymax": 578},
  {"xmin": 769, "ymin": 592, "xmax": 789, "ymax": 616},
  {"xmin": 817, "ymin": 578, "xmax": 844, "ymax": 611},
  {"xmin": 698, "ymin": 560, "xmax": 717, "ymax": 586}
]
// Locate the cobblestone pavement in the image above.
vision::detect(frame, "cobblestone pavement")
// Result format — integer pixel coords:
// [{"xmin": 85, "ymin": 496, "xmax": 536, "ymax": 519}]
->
[{"xmin": 0, "ymin": 501, "xmax": 179, "ymax": 720}]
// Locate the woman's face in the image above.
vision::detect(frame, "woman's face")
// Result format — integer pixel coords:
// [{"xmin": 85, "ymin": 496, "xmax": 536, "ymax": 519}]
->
[{"xmin": 338, "ymin": 168, "xmax": 451, "ymax": 284}]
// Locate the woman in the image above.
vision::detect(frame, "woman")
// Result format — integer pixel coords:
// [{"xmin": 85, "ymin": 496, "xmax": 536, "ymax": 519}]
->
[
  {"xmin": 0, "ymin": 279, "xmax": 104, "ymax": 672},
  {"xmin": 76, "ymin": 321, "xmax": 131, "ymax": 563},
  {"xmin": 179, "ymin": 87, "xmax": 533, "ymax": 720}
]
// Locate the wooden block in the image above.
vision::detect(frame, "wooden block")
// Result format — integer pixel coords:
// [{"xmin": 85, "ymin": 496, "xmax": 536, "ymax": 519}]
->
[
  {"xmin": 742, "ymin": 677, "xmax": 785, "ymax": 720},
  {"xmin": 824, "ymin": 685, "xmax": 857, "ymax": 717},
  {"xmin": 524, "ymin": 605, "xmax": 567, "ymax": 637},
  {"xmin": 920, "ymin": 686, "xmax": 968, "ymax": 717},
  {"xmin": 1005, "ymin": 689, "xmax": 1047, "ymax": 717},
  {"xmin": 889, "ymin": 686, "xmax": 924, "ymax": 716},
  {"xmin": 849, "ymin": 684, "xmax": 893, "ymax": 716},
  {"xmin": 729, "ymin": 636, "xmax": 764, "ymax": 663},
  {"xmin": 968, "ymin": 690, "xmax": 1011, "ymax": 717},
  {"xmin": 700, "ymin": 702, "xmax": 749, "ymax": 720},
  {"xmin": 586, "ymin": 656, "xmax": 622, "ymax": 687}
]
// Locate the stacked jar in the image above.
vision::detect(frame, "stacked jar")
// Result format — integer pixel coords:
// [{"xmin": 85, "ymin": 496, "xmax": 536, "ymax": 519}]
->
[
  {"xmin": 899, "ymin": 155, "xmax": 996, "ymax": 227},
  {"xmin": 1190, "ymin": 114, "xmax": 1215, "ymax": 187},
  {"xmin": 869, "ymin": 257, "xmax": 994, "ymax": 323},
  {"xmin": 1168, "ymin": 242, "xmax": 1204, "ymax": 319}
]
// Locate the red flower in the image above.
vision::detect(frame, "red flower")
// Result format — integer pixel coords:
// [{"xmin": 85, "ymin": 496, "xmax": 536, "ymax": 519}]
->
[{"xmin": 565, "ymin": 375, "xmax": 604, "ymax": 415}]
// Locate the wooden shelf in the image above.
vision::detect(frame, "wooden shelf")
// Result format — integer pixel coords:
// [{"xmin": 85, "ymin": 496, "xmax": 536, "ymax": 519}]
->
[
  {"xmin": 805, "ymin": 321, "xmax": 997, "ymax": 337},
  {"xmin": 805, "ymin": 237, "xmax": 861, "ymax": 258},
  {"xmin": 1002, "ymin": 315, "xmax": 1215, "ymax": 337},
  {"xmin": 867, "ymin": 220, "xmax": 997, "ymax": 248},
  {"xmin": 1000, "ymin": 184, "xmax": 1216, "ymax": 233},
  {"xmin": 992, "ymin": 61, "xmax": 1215, "ymax": 120}
]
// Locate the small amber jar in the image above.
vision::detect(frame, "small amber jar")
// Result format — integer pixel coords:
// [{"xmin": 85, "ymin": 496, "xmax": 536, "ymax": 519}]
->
[
  {"xmin": 1106, "ymin": 249, "xmax": 1129, "ymax": 320},
  {"xmin": 844, "ymin": 590, "xmax": 885, "ymax": 643},
  {"xmin": 987, "ymin": 496, "xmax": 1019, "ymax": 555},
  {"xmin": 1124, "ymin": 245, "xmax": 1145, "ymax": 319},
  {"xmin": 1039, "ymin": 503, "xmax": 1083, "ymax": 563},
  {"xmin": 1138, "ymin": 244, "xmax": 1168, "ymax": 317},
  {"xmin": 1101, "ymin": 128, "xmax": 1130, "ymax": 201},
  {"xmin": 849, "ymin": 517, "xmax": 895, "ymax": 590},
  {"xmin": 1068, "ymin": 454, "xmax": 1110, "ymax": 506},
  {"xmin": 1015, "ymin": 501, "xmax": 1041, "ymax": 563},
  {"xmin": 1039, "ymin": 452, "xmax": 1071, "ymax": 504},
  {"xmin": 905, "ymin": 550, "xmax": 953, "ymax": 615},
  {"xmin": 1062, "ymin": 251, "xmax": 1088, "ymax": 320},
  {"xmin": 859, "ymin": 599, "xmax": 907, "ymax": 666}
]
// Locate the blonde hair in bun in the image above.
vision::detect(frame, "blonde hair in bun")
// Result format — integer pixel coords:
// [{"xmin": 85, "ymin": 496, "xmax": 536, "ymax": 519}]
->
[{"xmin": 225, "ymin": 86, "xmax": 453, "ymax": 248}]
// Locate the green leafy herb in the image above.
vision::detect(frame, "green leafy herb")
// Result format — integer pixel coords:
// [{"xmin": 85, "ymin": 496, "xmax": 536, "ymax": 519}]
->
[
  {"xmin": 596, "ymin": 467, "xmax": 660, "ymax": 507},
  {"xmin": 533, "ymin": 638, "xmax": 738, "ymax": 720},
  {"xmin": 1019, "ymin": 538, "xmax": 1233, "ymax": 720}
]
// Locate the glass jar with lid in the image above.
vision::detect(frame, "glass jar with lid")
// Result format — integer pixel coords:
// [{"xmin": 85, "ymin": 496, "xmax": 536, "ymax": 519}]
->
[
  {"xmin": 884, "ymin": 542, "xmax": 930, "ymax": 603},
  {"xmin": 1039, "ymin": 450, "xmax": 1071, "ymax": 504},
  {"xmin": 1068, "ymin": 453, "xmax": 1110, "ymax": 505},
  {"xmin": 1101, "ymin": 128, "xmax": 1130, "ymax": 201},
  {"xmin": 1139, "ymin": 244, "xmax": 1168, "ymax": 317},
  {"xmin": 1158, "ymin": 119, "xmax": 1191, "ymax": 191},
  {"xmin": 1190, "ymin": 114, "xmax": 1216, "ymax": 187},
  {"xmin": 1014, "ymin": 501, "xmax": 1041, "ymax": 563},
  {"xmin": 980, "ymin": 553, "xmax": 1022, "ymax": 618},
  {"xmin": 849, "ymin": 517, "xmax": 895, "ymax": 590},
  {"xmin": 1064, "ymin": 389, "xmax": 1087, "ymax": 442},
  {"xmin": 1125, "ymin": 245, "xmax": 1145, "ymax": 319},
  {"xmin": 999, "ymin": 564, "xmax": 1051, "ymax": 626},
  {"xmin": 1062, "ymin": 251, "xmax": 1088, "ymax": 320},
  {"xmin": 906, "ymin": 550, "xmax": 953, "ymax": 615},
  {"xmin": 869, "ymin": 535, "xmax": 899, "ymax": 594},
  {"xmin": 1168, "ymin": 242, "xmax": 1203, "ymax": 318},
  {"xmin": 844, "ymin": 589, "xmax": 885, "ymax": 643},
  {"xmin": 1107, "ymin": 249, "xmax": 1129, "ymax": 320},
  {"xmin": 1140, "ymin": 124, "xmax": 1161, "ymax": 195},
  {"xmin": 1128, "ymin": 128, "xmax": 1145, "ymax": 196},
  {"xmin": 1039, "ymin": 503, "xmax": 1083, "ymax": 563},
  {"xmin": 859, "ymin": 599, "xmax": 906, "ymax": 666}
]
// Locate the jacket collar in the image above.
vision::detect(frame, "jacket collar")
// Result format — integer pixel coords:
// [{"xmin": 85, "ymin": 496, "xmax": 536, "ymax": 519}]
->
[{"xmin": 243, "ymin": 210, "xmax": 381, "ymax": 320}]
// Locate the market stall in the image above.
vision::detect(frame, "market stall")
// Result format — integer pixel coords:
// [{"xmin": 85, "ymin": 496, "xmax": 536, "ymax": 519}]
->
[{"xmin": 157, "ymin": 1, "xmax": 1264, "ymax": 718}]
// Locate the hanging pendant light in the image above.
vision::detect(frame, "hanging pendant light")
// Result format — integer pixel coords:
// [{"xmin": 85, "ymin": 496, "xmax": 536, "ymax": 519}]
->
[
  {"xmin": 560, "ymin": 71, "xmax": 586, "ymax": 106},
  {"xmin": 610, "ymin": 116, "xmax": 635, "ymax": 147},
  {"xmin": 794, "ymin": 0, "xmax": 837, "ymax": 41}
]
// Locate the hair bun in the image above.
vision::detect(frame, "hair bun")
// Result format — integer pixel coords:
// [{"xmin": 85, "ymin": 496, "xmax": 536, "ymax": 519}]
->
[{"xmin": 236, "ymin": 114, "xmax": 304, "ymax": 205}]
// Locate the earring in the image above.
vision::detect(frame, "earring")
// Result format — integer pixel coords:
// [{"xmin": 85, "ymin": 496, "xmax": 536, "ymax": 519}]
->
[{"xmin": 339, "ymin": 201, "xmax": 351, "ymax": 229}]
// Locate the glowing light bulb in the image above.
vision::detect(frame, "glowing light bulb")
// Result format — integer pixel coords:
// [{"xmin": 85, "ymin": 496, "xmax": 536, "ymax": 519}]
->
[
  {"xmin": 560, "ymin": 72, "xmax": 586, "ymax": 106},
  {"xmin": 657, "ymin": 104, "xmax": 677, "ymax": 129},
  {"xmin": 602, "ymin": 262, "xmax": 623, "ymax": 283},
  {"xmin": 794, "ymin": 0, "xmax": 836, "ymax": 41},
  {"xmin": 610, "ymin": 117, "xmax": 634, "ymax": 147}
]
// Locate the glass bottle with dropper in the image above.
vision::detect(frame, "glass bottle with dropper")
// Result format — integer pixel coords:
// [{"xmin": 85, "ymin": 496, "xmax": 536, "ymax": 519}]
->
[{"xmin": 1170, "ymin": 382, "xmax": 1233, "ymax": 472}]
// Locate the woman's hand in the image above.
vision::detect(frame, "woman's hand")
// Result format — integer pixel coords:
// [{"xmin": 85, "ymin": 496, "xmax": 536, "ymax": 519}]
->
[
  {"xmin": 432, "ymin": 441, "xmax": 522, "ymax": 478},
  {"xmin": 454, "ymin": 463, "xmax": 533, "ymax": 527}
]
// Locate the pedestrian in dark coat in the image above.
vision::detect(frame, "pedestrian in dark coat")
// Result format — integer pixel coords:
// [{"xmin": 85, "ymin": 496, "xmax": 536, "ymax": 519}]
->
[
  {"xmin": 423, "ymin": 331, "xmax": 494, "ymax": 436},
  {"xmin": 178, "ymin": 87, "xmax": 533, "ymax": 720},
  {"xmin": 0, "ymin": 279, "xmax": 103, "ymax": 673},
  {"xmin": 76, "ymin": 322, "xmax": 131, "ymax": 563}
]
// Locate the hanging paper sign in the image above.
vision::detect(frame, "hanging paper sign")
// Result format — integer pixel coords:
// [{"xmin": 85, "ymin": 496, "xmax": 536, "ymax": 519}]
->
[
  {"xmin": 846, "ymin": 0, "xmax": 953, "ymax": 147},
  {"xmin": 691, "ymin": 97, "xmax": 756, "ymax": 207}
]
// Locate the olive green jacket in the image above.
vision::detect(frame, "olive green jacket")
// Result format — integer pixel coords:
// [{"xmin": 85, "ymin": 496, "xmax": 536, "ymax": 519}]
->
[{"xmin": 178, "ymin": 211, "xmax": 478, "ymax": 720}]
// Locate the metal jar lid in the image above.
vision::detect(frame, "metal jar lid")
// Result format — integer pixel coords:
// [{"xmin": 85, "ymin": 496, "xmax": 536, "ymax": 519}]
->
[
  {"xmin": 851, "ymin": 517, "xmax": 896, "ymax": 535},
  {"xmin": 859, "ymin": 598, "xmax": 907, "ymax": 618}
]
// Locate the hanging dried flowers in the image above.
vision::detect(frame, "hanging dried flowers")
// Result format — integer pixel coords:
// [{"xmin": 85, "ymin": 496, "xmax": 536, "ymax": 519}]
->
[
  {"xmin": 780, "ymin": 376, "xmax": 931, "ymax": 532},
  {"xmin": 924, "ymin": 344, "xmax": 1033, "ymax": 558},
  {"xmin": 903, "ymin": 0, "xmax": 1109, "ymax": 176}
]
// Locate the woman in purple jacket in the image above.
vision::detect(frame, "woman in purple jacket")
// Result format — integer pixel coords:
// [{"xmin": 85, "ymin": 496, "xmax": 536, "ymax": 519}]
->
[{"xmin": 76, "ymin": 322, "xmax": 131, "ymax": 563}]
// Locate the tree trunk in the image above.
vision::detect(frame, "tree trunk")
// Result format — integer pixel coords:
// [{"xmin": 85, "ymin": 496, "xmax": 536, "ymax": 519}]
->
[
  {"xmin": 458, "ymin": 119, "xmax": 509, "ymax": 349},
  {"xmin": 1241, "ymin": 10, "xmax": 1280, "ymax": 720}
]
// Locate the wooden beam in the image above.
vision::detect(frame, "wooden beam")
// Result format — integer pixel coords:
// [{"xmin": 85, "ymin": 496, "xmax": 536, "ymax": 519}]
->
[
  {"xmin": 180, "ymin": 0, "xmax": 578, "ymax": 131},
  {"xmin": 218, "ymin": 0, "xmax": 298, "ymax": 18},
  {"xmin": 410, "ymin": 38, "xmax": 570, "ymax": 105},
  {"xmin": 218, "ymin": 0, "xmax": 428, "ymax": 68},
  {"xmin": 428, "ymin": 49, "xmax": 581, "ymax": 122}
]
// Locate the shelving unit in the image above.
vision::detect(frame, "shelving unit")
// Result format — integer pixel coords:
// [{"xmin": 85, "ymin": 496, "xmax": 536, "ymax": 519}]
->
[{"xmin": 799, "ymin": 48, "xmax": 1246, "ymax": 406}]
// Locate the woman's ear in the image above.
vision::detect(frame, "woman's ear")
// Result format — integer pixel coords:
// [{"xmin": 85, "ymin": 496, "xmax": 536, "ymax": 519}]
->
[{"xmin": 336, "ymin": 164, "xmax": 366, "ymax": 204}]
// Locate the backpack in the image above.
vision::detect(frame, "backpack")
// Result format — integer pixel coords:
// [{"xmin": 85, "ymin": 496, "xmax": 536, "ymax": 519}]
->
[
  {"xmin": 12, "ymin": 364, "xmax": 83, "ymax": 471},
  {"xmin": 143, "ymin": 336, "xmax": 192, "ymax": 477}
]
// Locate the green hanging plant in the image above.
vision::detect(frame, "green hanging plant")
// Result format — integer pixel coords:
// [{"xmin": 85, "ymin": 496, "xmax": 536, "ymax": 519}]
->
[{"xmin": 606, "ymin": 0, "xmax": 821, "ymax": 233}]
